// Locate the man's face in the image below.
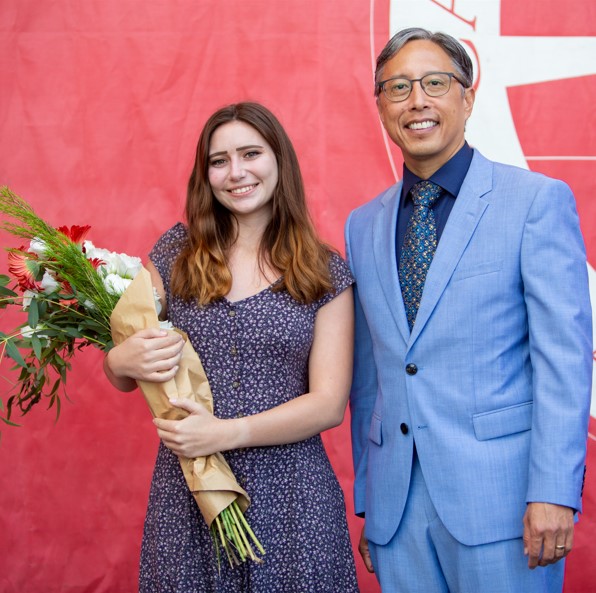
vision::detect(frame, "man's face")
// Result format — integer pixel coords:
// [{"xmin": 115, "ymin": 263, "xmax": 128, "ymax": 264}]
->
[{"xmin": 377, "ymin": 40, "xmax": 475, "ymax": 178}]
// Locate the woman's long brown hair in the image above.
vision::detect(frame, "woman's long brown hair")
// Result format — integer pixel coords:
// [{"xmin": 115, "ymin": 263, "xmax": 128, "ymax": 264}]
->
[{"xmin": 171, "ymin": 102, "xmax": 333, "ymax": 305}]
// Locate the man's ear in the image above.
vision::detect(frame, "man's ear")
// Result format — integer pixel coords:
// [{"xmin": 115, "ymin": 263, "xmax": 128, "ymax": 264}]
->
[{"xmin": 463, "ymin": 87, "xmax": 475, "ymax": 121}]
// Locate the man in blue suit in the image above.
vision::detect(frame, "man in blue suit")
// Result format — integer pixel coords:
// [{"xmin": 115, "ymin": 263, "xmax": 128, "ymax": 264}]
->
[{"xmin": 345, "ymin": 28, "xmax": 592, "ymax": 592}]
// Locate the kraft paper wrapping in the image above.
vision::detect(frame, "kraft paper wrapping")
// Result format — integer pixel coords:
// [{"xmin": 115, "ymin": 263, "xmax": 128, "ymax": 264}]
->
[{"xmin": 109, "ymin": 267, "xmax": 250, "ymax": 526}]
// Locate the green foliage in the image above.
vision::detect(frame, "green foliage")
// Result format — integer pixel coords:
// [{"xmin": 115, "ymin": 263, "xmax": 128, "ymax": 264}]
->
[
  {"xmin": 0, "ymin": 289, "xmax": 113, "ymax": 423},
  {"xmin": 0, "ymin": 187, "xmax": 116, "ymax": 423},
  {"xmin": 0, "ymin": 275, "xmax": 17, "ymax": 300}
]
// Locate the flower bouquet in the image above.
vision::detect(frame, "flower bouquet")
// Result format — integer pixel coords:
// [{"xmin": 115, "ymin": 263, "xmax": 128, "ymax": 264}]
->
[{"xmin": 0, "ymin": 186, "xmax": 264, "ymax": 567}]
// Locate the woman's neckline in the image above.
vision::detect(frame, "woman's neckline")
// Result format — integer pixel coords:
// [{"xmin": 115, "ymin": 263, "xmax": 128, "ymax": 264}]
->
[{"xmin": 223, "ymin": 276, "xmax": 283, "ymax": 305}]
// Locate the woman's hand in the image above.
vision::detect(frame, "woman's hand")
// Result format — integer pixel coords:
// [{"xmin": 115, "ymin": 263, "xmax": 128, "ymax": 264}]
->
[
  {"xmin": 151, "ymin": 285, "xmax": 354, "ymax": 457},
  {"xmin": 104, "ymin": 328, "xmax": 185, "ymax": 390},
  {"xmin": 153, "ymin": 399, "xmax": 236, "ymax": 458}
]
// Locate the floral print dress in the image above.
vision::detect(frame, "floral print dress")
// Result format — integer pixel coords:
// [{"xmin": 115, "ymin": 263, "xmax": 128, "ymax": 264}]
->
[{"xmin": 139, "ymin": 223, "xmax": 359, "ymax": 593}]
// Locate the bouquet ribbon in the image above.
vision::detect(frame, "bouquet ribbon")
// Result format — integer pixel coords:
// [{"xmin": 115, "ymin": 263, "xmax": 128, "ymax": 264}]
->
[{"xmin": 109, "ymin": 267, "xmax": 250, "ymax": 526}]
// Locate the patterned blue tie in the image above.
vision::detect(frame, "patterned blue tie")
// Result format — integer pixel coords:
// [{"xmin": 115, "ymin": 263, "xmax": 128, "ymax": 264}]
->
[{"xmin": 399, "ymin": 181, "xmax": 442, "ymax": 331}]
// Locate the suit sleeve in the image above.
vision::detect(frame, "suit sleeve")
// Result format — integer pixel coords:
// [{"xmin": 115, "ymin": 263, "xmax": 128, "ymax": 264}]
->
[
  {"xmin": 521, "ymin": 178, "xmax": 592, "ymax": 512},
  {"xmin": 345, "ymin": 210, "xmax": 378, "ymax": 517}
]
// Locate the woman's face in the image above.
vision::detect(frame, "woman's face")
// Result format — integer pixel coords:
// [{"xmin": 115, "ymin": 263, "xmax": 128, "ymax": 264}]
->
[{"xmin": 207, "ymin": 120, "xmax": 279, "ymax": 223}]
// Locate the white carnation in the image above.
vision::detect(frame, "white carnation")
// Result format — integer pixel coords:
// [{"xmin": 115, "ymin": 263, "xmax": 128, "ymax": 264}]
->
[
  {"xmin": 84, "ymin": 241, "xmax": 113, "ymax": 268},
  {"xmin": 103, "ymin": 273, "xmax": 132, "ymax": 296},
  {"xmin": 84, "ymin": 241, "xmax": 142, "ymax": 279},
  {"xmin": 22, "ymin": 290, "xmax": 38, "ymax": 309},
  {"xmin": 83, "ymin": 240, "xmax": 99, "ymax": 258},
  {"xmin": 110, "ymin": 252, "xmax": 142, "ymax": 279},
  {"xmin": 40, "ymin": 271, "xmax": 60, "ymax": 294},
  {"xmin": 21, "ymin": 324, "xmax": 49, "ymax": 345},
  {"xmin": 29, "ymin": 237, "xmax": 48, "ymax": 258}
]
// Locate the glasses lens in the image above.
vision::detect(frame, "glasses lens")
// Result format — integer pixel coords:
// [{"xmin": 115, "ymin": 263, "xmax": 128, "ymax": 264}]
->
[
  {"xmin": 421, "ymin": 73, "xmax": 451, "ymax": 97},
  {"xmin": 383, "ymin": 79, "xmax": 411, "ymax": 101}
]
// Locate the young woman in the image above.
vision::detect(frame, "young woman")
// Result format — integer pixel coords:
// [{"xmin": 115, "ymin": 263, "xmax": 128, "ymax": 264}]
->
[{"xmin": 104, "ymin": 102, "xmax": 359, "ymax": 592}]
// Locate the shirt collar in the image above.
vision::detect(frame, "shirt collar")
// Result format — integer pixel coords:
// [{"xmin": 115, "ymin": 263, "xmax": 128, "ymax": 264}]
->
[{"xmin": 402, "ymin": 142, "xmax": 473, "ymax": 199}]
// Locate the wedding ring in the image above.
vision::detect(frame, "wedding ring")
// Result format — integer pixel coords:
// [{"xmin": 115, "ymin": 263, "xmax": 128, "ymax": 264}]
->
[{"xmin": 555, "ymin": 545, "xmax": 565, "ymax": 550}]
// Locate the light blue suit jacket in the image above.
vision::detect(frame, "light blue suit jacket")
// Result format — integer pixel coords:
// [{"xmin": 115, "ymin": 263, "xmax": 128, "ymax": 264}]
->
[{"xmin": 345, "ymin": 149, "xmax": 592, "ymax": 547}]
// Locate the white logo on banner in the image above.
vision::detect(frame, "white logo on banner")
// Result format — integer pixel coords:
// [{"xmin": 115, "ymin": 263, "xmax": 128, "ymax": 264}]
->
[{"xmin": 373, "ymin": 0, "xmax": 596, "ymax": 419}]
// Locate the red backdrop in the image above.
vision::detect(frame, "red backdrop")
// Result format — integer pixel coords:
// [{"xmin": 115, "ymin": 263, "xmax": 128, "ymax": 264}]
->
[{"xmin": 0, "ymin": 2, "xmax": 594, "ymax": 592}]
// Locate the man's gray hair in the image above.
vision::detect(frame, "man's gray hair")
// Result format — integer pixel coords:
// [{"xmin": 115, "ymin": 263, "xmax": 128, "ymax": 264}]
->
[{"xmin": 374, "ymin": 27, "xmax": 474, "ymax": 97}]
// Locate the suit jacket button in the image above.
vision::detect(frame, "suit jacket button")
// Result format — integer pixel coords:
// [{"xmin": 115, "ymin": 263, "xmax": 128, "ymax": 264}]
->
[
  {"xmin": 405, "ymin": 363, "xmax": 418, "ymax": 375},
  {"xmin": 400, "ymin": 423, "xmax": 409, "ymax": 435}
]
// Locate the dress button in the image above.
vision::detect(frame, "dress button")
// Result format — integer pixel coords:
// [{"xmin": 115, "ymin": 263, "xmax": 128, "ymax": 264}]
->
[
  {"xmin": 228, "ymin": 309, "xmax": 236, "ymax": 317},
  {"xmin": 230, "ymin": 346, "xmax": 238, "ymax": 356},
  {"xmin": 405, "ymin": 363, "xmax": 418, "ymax": 375},
  {"xmin": 400, "ymin": 423, "xmax": 409, "ymax": 435},
  {"xmin": 232, "ymin": 381, "xmax": 240, "ymax": 388}
]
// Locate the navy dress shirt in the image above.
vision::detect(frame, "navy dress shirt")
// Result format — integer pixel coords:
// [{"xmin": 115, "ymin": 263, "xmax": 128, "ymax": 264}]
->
[{"xmin": 396, "ymin": 142, "xmax": 474, "ymax": 265}]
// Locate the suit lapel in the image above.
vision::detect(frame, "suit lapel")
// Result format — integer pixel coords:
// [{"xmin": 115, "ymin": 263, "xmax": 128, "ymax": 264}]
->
[
  {"xmin": 409, "ymin": 153, "xmax": 493, "ymax": 345},
  {"xmin": 372, "ymin": 182, "xmax": 411, "ymax": 343}
]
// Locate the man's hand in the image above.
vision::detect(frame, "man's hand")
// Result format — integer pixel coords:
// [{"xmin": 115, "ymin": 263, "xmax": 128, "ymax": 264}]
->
[
  {"xmin": 523, "ymin": 502, "xmax": 574, "ymax": 569},
  {"xmin": 359, "ymin": 525, "xmax": 375, "ymax": 573}
]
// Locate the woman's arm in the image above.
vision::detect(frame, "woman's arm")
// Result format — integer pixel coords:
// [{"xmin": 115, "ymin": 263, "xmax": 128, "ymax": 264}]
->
[
  {"xmin": 154, "ymin": 286, "xmax": 354, "ymax": 457},
  {"xmin": 103, "ymin": 261, "xmax": 184, "ymax": 392}
]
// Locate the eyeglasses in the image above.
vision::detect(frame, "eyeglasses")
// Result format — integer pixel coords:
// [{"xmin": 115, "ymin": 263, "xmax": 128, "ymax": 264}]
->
[{"xmin": 377, "ymin": 72, "xmax": 465, "ymax": 102}]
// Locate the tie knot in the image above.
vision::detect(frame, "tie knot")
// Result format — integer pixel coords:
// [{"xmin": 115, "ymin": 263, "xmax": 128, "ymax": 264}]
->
[{"xmin": 410, "ymin": 181, "xmax": 442, "ymax": 209}]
